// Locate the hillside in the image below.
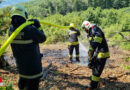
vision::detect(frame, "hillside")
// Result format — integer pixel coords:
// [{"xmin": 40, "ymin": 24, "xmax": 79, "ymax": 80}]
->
[
  {"xmin": 0, "ymin": 0, "xmax": 130, "ymax": 90},
  {"xmin": 21, "ymin": 0, "xmax": 130, "ymax": 16},
  {"xmin": 0, "ymin": 1, "xmax": 130, "ymax": 49}
]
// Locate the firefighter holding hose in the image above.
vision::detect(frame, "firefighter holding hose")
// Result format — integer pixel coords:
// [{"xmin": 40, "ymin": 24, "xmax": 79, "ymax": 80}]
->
[
  {"xmin": 81, "ymin": 21, "xmax": 110, "ymax": 89},
  {"xmin": 9, "ymin": 5, "xmax": 46, "ymax": 90},
  {"xmin": 68, "ymin": 23, "xmax": 80, "ymax": 63}
]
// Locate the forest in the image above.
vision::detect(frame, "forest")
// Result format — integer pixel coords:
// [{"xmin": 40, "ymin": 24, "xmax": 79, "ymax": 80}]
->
[
  {"xmin": 0, "ymin": 0, "xmax": 130, "ymax": 49},
  {"xmin": 23, "ymin": 0, "xmax": 130, "ymax": 16}
]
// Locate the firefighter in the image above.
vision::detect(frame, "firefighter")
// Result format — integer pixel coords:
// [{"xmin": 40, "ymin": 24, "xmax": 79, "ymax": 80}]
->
[
  {"xmin": 9, "ymin": 5, "xmax": 46, "ymax": 90},
  {"xmin": 81, "ymin": 21, "xmax": 110, "ymax": 89},
  {"xmin": 68, "ymin": 23, "xmax": 80, "ymax": 63}
]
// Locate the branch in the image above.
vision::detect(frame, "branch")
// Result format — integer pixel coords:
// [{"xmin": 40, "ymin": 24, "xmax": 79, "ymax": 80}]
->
[
  {"xmin": 40, "ymin": 62, "xmax": 52, "ymax": 80},
  {"xmin": 114, "ymin": 31, "xmax": 130, "ymax": 41},
  {"xmin": 121, "ymin": 30, "xmax": 130, "ymax": 32}
]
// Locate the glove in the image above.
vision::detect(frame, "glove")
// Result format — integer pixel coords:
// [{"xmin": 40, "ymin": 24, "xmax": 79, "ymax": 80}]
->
[
  {"xmin": 88, "ymin": 50, "xmax": 94, "ymax": 62},
  {"xmin": 29, "ymin": 19, "xmax": 41, "ymax": 28},
  {"xmin": 68, "ymin": 45, "xmax": 70, "ymax": 49},
  {"xmin": 88, "ymin": 62, "xmax": 94, "ymax": 69},
  {"xmin": 88, "ymin": 56, "xmax": 96, "ymax": 69}
]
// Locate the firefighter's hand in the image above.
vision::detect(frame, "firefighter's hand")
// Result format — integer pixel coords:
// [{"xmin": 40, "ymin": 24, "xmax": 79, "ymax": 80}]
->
[
  {"xmin": 88, "ymin": 50, "xmax": 94, "ymax": 62},
  {"xmin": 88, "ymin": 62, "xmax": 94, "ymax": 69},
  {"xmin": 68, "ymin": 45, "xmax": 70, "ymax": 49},
  {"xmin": 29, "ymin": 19, "xmax": 41, "ymax": 28},
  {"xmin": 88, "ymin": 56, "xmax": 96, "ymax": 69}
]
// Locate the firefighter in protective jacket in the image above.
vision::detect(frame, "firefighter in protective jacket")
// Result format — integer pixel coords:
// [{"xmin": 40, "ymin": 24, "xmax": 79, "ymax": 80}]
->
[
  {"xmin": 9, "ymin": 5, "xmax": 46, "ymax": 90},
  {"xmin": 81, "ymin": 21, "xmax": 110, "ymax": 89},
  {"xmin": 68, "ymin": 23, "xmax": 80, "ymax": 63}
]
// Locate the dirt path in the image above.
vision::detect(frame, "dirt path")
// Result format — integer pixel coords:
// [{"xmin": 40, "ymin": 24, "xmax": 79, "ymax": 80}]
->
[{"xmin": 0, "ymin": 44, "xmax": 130, "ymax": 90}]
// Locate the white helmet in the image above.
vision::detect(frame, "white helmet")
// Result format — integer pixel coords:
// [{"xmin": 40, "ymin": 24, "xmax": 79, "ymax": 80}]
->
[{"xmin": 81, "ymin": 21, "xmax": 91, "ymax": 30}]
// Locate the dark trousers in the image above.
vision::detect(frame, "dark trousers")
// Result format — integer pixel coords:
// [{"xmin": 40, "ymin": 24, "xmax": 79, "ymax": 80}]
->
[
  {"xmin": 18, "ymin": 77, "xmax": 40, "ymax": 90},
  {"xmin": 68, "ymin": 44, "xmax": 79, "ymax": 61},
  {"xmin": 91, "ymin": 58, "xmax": 107, "ymax": 88}
]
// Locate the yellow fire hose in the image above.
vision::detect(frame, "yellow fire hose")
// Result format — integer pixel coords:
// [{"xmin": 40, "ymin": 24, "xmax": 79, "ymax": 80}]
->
[
  {"xmin": 0, "ymin": 20, "xmax": 70, "ymax": 56},
  {"xmin": 40, "ymin": 20, "xmax": 70, "ymax": 29}
]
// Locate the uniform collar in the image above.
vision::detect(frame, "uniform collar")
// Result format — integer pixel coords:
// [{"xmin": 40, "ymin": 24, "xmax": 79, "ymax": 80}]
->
[{"xmin": 88, "ymin": 24, "xmax": 96, "ymax": 30}]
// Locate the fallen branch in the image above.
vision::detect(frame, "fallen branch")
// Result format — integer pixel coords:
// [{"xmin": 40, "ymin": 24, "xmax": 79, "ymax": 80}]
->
[
  {"xmin": 114, "ymin": 31, "xmax": 130, "ymax": 41},
  {"xmin": 70, "ymin": 67, "xmax": 80, "ymax": 72},
  {"xmin": 121, "ymin": 30, "xmax": 130, "ymax": 32},
  {"xmin": 40, "ymin": 62, "xmax": 52, "ymax": 80},
  {"xmin": 70, "ymin": 73, "xmax": 84, "ymax": 76}
]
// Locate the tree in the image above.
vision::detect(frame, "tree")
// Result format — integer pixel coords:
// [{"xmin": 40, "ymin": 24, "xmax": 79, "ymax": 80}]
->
[
  {"xmin": 88, "ymin": 0, "xmax": 92, "ymax": 7},
  {"xmin": 113, "ymin": 0, "xmax": 122, "ymax": 9},
  {"xmin": 121, "ymin": 0, "xmax": 129, "ymax": 7},
  {"xmin": 107, "ymin": 0, "xmax": 112, "ymax": 8}
]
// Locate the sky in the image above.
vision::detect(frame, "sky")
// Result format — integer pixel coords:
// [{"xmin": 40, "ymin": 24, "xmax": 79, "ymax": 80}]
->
[{"xmin": 0, "ymin": 0, "xmax": 31, "ymax": 8}]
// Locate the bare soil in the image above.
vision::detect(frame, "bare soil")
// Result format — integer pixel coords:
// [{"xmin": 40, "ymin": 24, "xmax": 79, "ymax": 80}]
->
[{"xmin": 0, "ymin": 44, "xmax": 130, "ymax": 90}]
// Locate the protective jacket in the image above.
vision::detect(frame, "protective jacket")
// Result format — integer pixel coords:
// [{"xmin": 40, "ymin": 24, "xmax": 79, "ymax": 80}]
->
[
  {"xmin": 68, "ymin": 28, "xmax": 80, "ymax": 45},
  {"xmin": 9, "ymin": 23, "xmax": 46, "ymax": 79},
  {"xmin": 68, "ymin": 28, "xmax": 80, "ymax": 62},
  {"xmin": 87, "ymin": 24, "xmax": 109, "ymax": 89},
  {"xmin": 88, "ymin": 24, "xmax": 109, "ymax": 59}
]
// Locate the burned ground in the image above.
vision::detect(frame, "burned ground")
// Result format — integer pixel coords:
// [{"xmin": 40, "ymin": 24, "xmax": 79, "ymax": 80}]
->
[{"xmin": 0, "ymin": 44, "xmax": 130, "ymax": 90}]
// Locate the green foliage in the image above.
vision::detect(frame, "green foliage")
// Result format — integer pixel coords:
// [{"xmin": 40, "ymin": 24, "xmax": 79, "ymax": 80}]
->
[
  {"xmin": 20, "ymin": 0, "xmax": 130, "ymax": 17},
  {"xmin": 125, "ymin": 57, "xmax": 130, "ymax": 62},
  {"xmin": 0, "ymin": 76, "xmax": 13, "ymax": 90},
  {"xmin": 0, "ymin": 0, "xmax": 130, "ymax": 50},
  {"xmin": 38, "ymin": 7, "xmax": 130, "ymax": 51},
  {"xmin": 0, "ymin": 84, "xmax": 13, "ymax": 90},
  {"xmin": 0, "ymin": 7, "xmax": 10, "ymax": 35},
  {"xmin": 122, "ymin": 64, "xmax": 130, "ymax": 70}
]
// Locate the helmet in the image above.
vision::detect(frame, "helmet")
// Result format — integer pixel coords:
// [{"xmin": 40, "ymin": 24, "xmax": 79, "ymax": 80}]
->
[
  {"xmin": 81, "ymin": 21, "xmax": 91, "ymax": 30},
  {"xmin": 10, "ymin": 5, "xmax": 28, "ymax": 19},
  {"xmin": 69, "ymin": 23, "xmax": 76, "ymax": 28}
]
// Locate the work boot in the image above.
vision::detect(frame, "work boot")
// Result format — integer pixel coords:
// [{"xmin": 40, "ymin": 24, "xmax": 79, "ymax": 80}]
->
[
  {"xmin": 69, "ymin": 59, "xmax": 73, "ymax": 63},
  {"xmin": 85, "ymin": 84, "xmax": 97, "ymax": 90},
  {"xmin": 76, "ymin": 59, "xmax": 80, "ymax": 62},
  {"xmin": 86, "ymin": 81, "xmax": 99, "ymax": 90}
]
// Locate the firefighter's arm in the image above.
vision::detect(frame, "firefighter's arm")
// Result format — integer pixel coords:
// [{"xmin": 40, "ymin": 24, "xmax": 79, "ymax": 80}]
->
[
  {"xmin": 28, "ymin": 19, "xmax": 46, "ymax": 43},
  {"xmin": 77, "ymin": 29, "xmax": 80, "ymax": 36},
  {"xmin": 28, "ymin": 19, "xmax": 41, "ymax": 29},
  {"xmin": 88, "ymin": 28, "xmax": 103, "ymax": 62},
  {"xmin": 90, "ymin": 28, "xmax": 103, "ymax": 51},
  {"xmin": 31, "ymin": 26, "xmax": 46, "ymax": 43}
]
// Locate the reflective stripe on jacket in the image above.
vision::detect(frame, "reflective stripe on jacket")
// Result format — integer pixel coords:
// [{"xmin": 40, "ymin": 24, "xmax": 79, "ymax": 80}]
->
[
  {"xmin": 9, "ymin": 24, "xmax": 46, "ymax": 79},
  {"xmin": 68, "ymin": 28, "xmax": 80, "ymax": 43},
  {"xmin": 88, "ymin": 24, "xmax": 110, "ymax": 58}
]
